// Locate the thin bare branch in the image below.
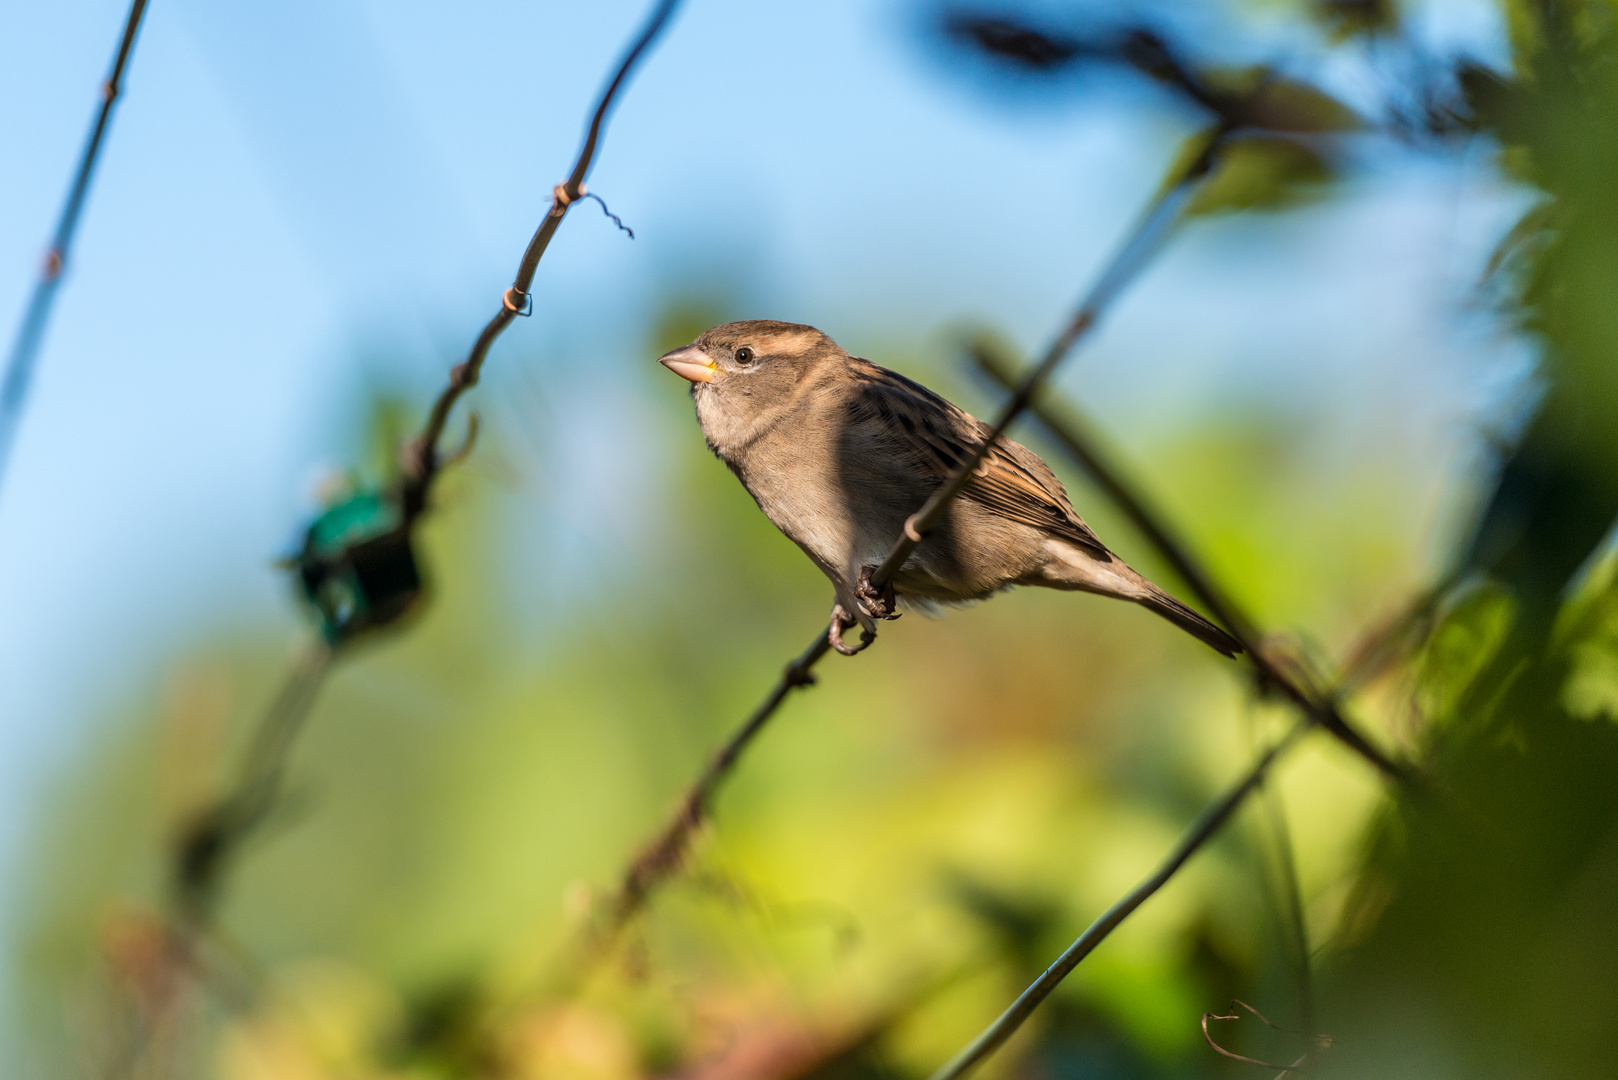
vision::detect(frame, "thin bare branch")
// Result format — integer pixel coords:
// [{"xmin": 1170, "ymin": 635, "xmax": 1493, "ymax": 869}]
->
[
  {"xmin": 0, "ymin": 0, "xmax": 152, "ymax": 497},
  {"xmin": 1202, "ymin": 1010, "xmax": 1305, "ymax": 1072},
  {"xmin": 105, "ymin": 643, "xmax": 329, "ymax": 1080},
  {"xmin": 403, "ymin": 0, "xmax": 680, "ymax": 502},
  {"xmin": 552, "ymin": 627, "xmax": 830, "ymax": 984},
  {"xmin": 971, "ymin": 346, "xmax": 1415, "ymax": 781},
  {"xmin": 925, "ymin": 722, "xmax": 1312, "ymax": 1080}
]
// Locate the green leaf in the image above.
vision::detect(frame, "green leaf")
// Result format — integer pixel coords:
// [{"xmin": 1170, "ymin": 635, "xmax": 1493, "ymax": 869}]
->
[
  {"xmin": 1185, "ymin": 134, "xmax": 1334, "ymax": 216},
  {"xmin": 1311, "ymin": 0, "xmax": 1400, "ymax": 42},
  {"xmin": 1203, "ymin": 69, "xmax": 1363, "ymax": 132},
  {"xmin": 1414, "ymin": 581, "xmax": 1519, "ymax": 728}
]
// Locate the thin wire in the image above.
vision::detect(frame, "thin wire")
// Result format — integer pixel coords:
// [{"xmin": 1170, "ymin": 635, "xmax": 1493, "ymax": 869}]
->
[
  {"xmin": 0, "ymin": 0, "xmax": 152, "ymax": 499},
  {"xmin": 582, "ymin": 629, "xmax": 830, "ymax": 964},
  {"xmin": 175, "ymin": 0, "xmax": 684, "ymax": 944}
]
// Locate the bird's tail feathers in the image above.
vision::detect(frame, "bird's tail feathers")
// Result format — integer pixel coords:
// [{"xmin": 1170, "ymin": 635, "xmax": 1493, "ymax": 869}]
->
[
  {"xmin": 1040, "ymin": 540, "xmax": 1242, "ymax": 657},
  {"xmin": 1134, "ymin": 584, "xmax": 1243, "ymax": 658}
]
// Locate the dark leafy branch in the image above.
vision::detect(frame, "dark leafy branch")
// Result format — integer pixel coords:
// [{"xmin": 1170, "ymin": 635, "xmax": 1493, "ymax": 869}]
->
[
  {"xmin": 0, "ymin": 0, "xmax": 151, "ymax": 497},
  {"xmin": 940, "ymin": 10, "xmax": 1362, "ymax": 135}
]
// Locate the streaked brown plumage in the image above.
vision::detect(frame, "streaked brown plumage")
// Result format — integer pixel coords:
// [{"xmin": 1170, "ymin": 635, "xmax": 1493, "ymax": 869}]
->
[{"xmin": 658, "ymin": 320, "xmax": 1240, "ymax": 658}]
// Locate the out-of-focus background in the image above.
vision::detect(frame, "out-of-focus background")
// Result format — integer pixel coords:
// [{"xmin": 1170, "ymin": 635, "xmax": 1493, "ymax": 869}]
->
[{"xmin": 4, "ymin": 0, "xmax": 1616, "ymax": 1077}]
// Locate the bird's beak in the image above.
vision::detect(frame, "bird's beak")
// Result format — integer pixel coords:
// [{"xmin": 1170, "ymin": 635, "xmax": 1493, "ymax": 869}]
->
[{"xmin": 658, "ymin": 345, "xmax": 718, "ymax": 384}]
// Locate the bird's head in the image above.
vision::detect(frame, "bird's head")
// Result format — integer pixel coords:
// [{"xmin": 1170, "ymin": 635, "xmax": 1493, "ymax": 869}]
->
[{"xmin": 658, "ymin": 320, "xmax": 843, "ymax": 456}]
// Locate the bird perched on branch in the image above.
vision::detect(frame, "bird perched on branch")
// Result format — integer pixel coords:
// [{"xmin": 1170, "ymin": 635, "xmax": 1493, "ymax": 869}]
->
[{"xmin": 659, "ymin": 320, "xmax": 1241, "ymax": 659}]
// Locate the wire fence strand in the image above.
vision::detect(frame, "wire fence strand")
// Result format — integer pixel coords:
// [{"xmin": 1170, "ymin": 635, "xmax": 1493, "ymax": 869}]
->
[
  {"xmin": 202, "ymin": 0, "xmax": 679, "ymax": 935},
  {"xmin": 0, "ymin": 0, "xmax": 152, "ymax": 498}
]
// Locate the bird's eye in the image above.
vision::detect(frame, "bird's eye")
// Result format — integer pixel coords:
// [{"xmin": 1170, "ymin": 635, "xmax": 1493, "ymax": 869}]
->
[{"xmin": 735, "ymin": 346, "xmax": 755, "ymax": 365}]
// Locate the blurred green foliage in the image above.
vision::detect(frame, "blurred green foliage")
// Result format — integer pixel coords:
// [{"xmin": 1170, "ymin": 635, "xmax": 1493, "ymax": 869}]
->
[
  {"xmin": 1318, "ymin": 3, "xmax": 1618, "ymax": 1077},
  {"xmin": 11, "ymin": 2, "xmax": 1618, "ymax": 1080}
]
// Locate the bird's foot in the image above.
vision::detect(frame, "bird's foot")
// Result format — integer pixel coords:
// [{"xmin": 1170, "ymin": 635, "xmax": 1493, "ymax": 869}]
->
[
  {"xmin": 855, "ymin": 565, "xmax": 901, "ymax": 622},
  {"xmin": 829, "ymin": 603, "xmax": 876, "ymax": 656}
]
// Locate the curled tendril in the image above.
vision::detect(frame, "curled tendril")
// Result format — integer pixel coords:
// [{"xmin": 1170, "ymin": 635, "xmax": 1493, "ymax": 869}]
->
[
  {"xmin": 581, "ymin": 191, "xmax": 634, "ymax": 238},
  {"xmin": 1201, "ymin": 1000, "xmax": 1330, "ymax": 1074}
]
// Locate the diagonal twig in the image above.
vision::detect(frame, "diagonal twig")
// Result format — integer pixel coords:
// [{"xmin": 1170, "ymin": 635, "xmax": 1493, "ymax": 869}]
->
[
  {"xmin": 866, "ymin": 133, "xmax": 1223, "ymax": 593},
  {"xmin": 909, "ymin": 343, "xmax": 1436, "ymax": 1080},
  {"xmin": 0, "ymin": 0, "xmax": 152, "ymax": 498},
  {"xmin": 971, "ymin": 345, "xmax": 1414, "ymax": 781},
  {"xmin": 925, "ymin": 722, "xmax": 1312, "ymax": 1080}
]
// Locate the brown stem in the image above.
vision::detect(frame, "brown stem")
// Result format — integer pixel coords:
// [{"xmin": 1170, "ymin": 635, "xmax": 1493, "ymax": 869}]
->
[{"xmin": 587, "ymin": 629, "xmax": 830, "ymax": 959}]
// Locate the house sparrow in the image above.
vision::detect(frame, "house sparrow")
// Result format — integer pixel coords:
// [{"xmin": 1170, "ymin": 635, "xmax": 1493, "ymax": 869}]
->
[{"xmin": 658, "ymin": 320, "xmax": 1241, "ymax": 659}]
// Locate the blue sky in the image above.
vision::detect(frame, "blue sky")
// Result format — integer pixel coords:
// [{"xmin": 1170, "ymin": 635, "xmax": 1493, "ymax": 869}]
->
[{"xmin": 0, "ymin": 0, "xmax": 1524, "ymax": 1033}]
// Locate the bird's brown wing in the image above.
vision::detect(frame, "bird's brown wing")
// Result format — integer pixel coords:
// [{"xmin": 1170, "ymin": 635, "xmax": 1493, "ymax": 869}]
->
[{"xmin": 846, "ymin": 361, "xmax": 1112, "ymax": 559}]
